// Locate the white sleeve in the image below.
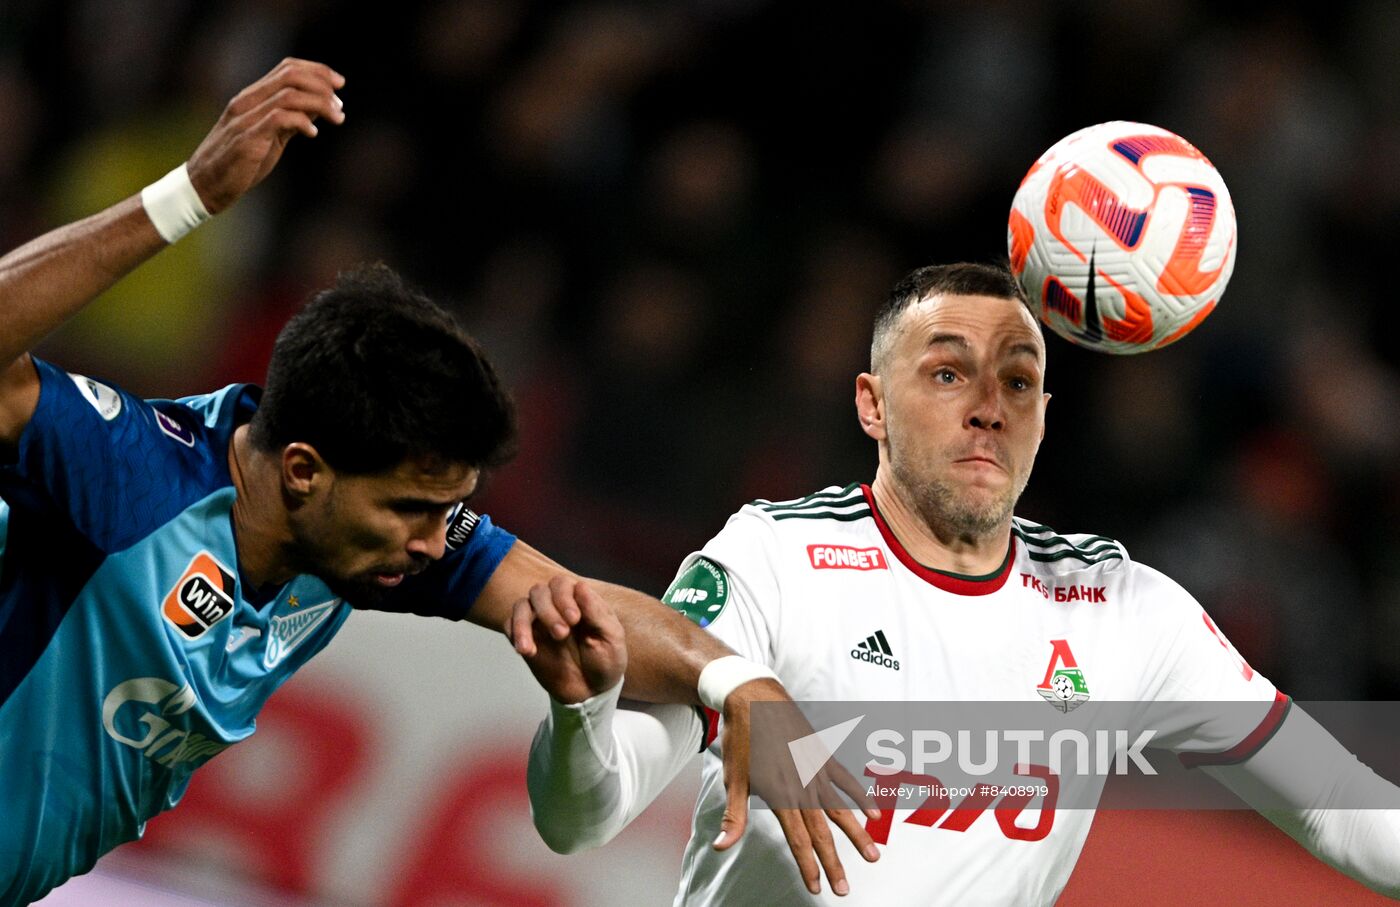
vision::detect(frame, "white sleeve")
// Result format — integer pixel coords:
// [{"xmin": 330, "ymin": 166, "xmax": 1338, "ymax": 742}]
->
[
  {"xmin": 1205, "ymin": 704, "xmax": 1400, "ymax": 898},
  {"xmin": 527, "ymin": 508, "xmax": 784, "ymax": 853},
  {"xmin": 661, "ymin": 507, "xmax": 783, "ymax": 670},
  {"xmin": 1130, "ymin": 563, "xmax": 1283, "ymax": 758},
  {"xmin": 527, "ymin": 681, "xmax": 703, "ymax": 854}
]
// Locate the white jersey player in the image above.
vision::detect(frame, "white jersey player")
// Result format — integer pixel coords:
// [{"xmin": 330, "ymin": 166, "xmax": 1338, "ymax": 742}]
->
[
  {"xmin": 516, "ymin": 264, "xmax": 1400, "ymax": 904},
  {"xmin": 660, "ymin": 484, "xmax": 1294, "ymax": 904}
]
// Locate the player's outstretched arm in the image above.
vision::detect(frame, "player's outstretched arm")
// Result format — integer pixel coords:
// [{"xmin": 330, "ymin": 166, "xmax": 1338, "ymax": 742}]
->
[
  {"xmin": 503, "ymin": 569, "xmax": 881, "ymax": 896},
  {"xmin": 509, "ymin": 577, "xmax": 705, "ymax": 852},
  {"xmin": 472, "ymin": 540, "xmax": 739, "ymax": 705},
  {"xmin": 1206, "ymin": 706, "xmax": 1400, "ymax": 898},
  {"xmin": 0, "ymin": 57, "xmax": 345, "ymax": 448}
]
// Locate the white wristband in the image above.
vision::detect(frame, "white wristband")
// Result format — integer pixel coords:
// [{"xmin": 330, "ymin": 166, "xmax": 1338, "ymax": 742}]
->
[
  {"xmin": 140, "ymin": 164, "xmax": 212, "ymax": 244},
  {"xmin": 697, "ymin": 655, "xmax": 779, "ymax": 712}
]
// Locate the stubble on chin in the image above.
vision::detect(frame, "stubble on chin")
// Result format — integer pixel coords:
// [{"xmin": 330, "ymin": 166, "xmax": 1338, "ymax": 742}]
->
[
  {"xmin": 888, "ymin": 441, "xmax": 1023, "ymax": 539},
  {"xmin": 902, "ymin": 468, "xmax": 1012, "ymax": 538},
  {"xmin": 322, "ymin": 574, "xmax": 390, "ymax": 609}
]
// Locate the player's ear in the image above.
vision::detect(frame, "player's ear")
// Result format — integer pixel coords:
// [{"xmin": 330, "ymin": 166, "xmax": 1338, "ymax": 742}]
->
[
  {"xmin": 1041, "ymin": 392, "xmax": 1051, "ymax": 441},
  {"xmin": 281, "ymin": 442, "xmax": 331, "ymax": 501},
  {"xmin": 855, "ymin": 372, "xmax": 886, "ymax": 440}
]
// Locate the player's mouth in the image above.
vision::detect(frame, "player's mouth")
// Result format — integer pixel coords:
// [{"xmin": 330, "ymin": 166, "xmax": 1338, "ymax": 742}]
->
[
  {"xmin": 369, "ymin": 559, "xmax": 429, "ymax": 587},
  {"xmin": 954, "ymin": 455, "xmax": 1005, "ymax": 472}
]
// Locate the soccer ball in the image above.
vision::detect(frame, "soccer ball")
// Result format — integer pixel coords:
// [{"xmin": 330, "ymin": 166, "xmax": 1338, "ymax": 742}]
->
[
  {"xmin": 1050, "ymin": 673, "xmax": 1076, "ymax": 701},
  {"xmin": 1007, "ymin": 121, "xmax": 1237, "ymax": 354}
]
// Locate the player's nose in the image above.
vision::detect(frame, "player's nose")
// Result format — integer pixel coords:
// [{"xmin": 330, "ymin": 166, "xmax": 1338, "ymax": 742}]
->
[
  {"xmin": 406, "ymin": 517, "xmax": 449, "ymax": 562},
  {"xmin": 965, "ymin": 375, "xmax": 1006, "ymax": 431}
]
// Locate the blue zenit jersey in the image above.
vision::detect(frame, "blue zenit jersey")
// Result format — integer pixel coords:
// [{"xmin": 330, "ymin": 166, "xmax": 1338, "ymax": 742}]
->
[{"xmin": 0, "ymin": 359, "xmax": 516, "ymax": 905}]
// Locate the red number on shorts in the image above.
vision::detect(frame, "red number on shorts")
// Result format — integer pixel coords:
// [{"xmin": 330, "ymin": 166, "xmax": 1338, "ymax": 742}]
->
[{"xmin": 863, "ymin": 763, "xmax": 1057, "ymax": 845}]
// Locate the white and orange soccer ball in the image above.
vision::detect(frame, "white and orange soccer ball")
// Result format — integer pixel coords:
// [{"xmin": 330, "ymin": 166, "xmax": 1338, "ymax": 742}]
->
[{"xmin": 1008, "ymin": 121, "xmax": 1237, "ymax": 354}]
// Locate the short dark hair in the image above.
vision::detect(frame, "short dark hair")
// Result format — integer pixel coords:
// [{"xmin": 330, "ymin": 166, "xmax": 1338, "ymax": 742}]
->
[
  {"xmin": 249, "ymin": 263, "xmax": 517, "ymax": 474},
  {"xmin": 871, "ymin": 262, "xmax": 1036, "ymax": 372}
]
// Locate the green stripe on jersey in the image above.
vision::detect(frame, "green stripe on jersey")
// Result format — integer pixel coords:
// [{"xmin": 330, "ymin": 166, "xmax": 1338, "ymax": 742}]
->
[
  {"xmin": 1023, "ymin": 546, "xmax": 1123, "ymax": 564},
  {"xmin": 771, "ymin": 507, "xmax": 873, "ymax": 522},
  {"xmin": 754, "ymin": 483, "xmax": 861, "ymax": 512},
  {"xmin": 763, "ymin": 493, "xmax": 866, "ymax": 515},
  {"xmin": 1013, "ymin": 522, "xmax": 1122, "ymax": 565},
  {"xmin": 1020, "ymin": 533, "xmax": 1117, "ymax": 550},
  {"xmin": 1017, "ymin": 535, "xmax": 1118, "ymax": 555}
]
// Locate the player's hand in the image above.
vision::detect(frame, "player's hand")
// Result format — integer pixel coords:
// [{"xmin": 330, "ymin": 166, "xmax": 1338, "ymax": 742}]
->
[
  {"xmin": 508, "ymin": 575, "xmax": 627, "ymax": 705},
  {"xmin": 715, "ymin": 679, "xmax": 881, "ymax": 897},
  {"xmin": 187, "ymin": 58, "xmax": 347, "ymax": 214}
]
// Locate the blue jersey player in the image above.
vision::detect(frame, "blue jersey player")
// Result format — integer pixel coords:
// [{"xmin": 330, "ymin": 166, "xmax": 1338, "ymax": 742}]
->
[{"xmin": 0, "ymin": 58, "xmax": 839, "ymax": 904}]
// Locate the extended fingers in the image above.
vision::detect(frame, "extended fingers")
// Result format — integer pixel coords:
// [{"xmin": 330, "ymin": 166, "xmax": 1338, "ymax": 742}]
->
[
  {"xmin": 230, "ymin": 58, "xmax": 344, "ymax": 117},
  {"xmin": 713, "ymin": 763, "xmax": 750, "ymax": 852},
  {"xmin": 265, "ymin": 86, "xmax": 345, "ymax": 124},
  {"xmin": 253, "ymin": 107, "xmax": 318, "ymax": 141},
  {"xmin": 805, "ymin": 809, "xmax": 851, "ymax": 896},
  {"xmin": 774, "ymin": 810, "xmax": 824, "ymax": 895},
  {"xmin": 827, "ymin": 762, "xmax": 881, "ymax": 820},
  {"xmin": 246, "ymin": 87, "xmax": 345, "ymax": 139},
  {"xmin": 826, "ymin": 807, "xmax": 880, "ymax": 863}
]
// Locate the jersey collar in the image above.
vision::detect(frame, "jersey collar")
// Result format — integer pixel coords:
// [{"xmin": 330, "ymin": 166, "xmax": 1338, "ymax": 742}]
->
[{"xmin": 861, "ymin": 483, "xmax": 1015, "ymax": 595}]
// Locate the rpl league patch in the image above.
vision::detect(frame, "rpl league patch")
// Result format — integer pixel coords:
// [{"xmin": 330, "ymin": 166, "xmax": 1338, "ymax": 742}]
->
[
  {"xmin": 69, "ymin": 372, "xmax": 122, "ymax": 421},
  {"xmin": 662, "ymin": 557, "xmax": 729, "ymax": 628}
]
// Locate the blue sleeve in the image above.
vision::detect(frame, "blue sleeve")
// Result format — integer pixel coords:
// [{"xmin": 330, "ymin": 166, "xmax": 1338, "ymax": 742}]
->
[
  {"xmin": 0, "ymin": 358, "xmax": 234, "ymax": 552},
  {"xmin": 374, "ymin": 510, "xmax": 517, "ymax": 620}
]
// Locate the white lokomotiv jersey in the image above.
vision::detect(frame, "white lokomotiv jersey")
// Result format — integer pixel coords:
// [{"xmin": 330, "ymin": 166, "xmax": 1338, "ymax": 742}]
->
[{"xmin": 661, "ymin": 483, "xmax": 1285, "ymax": 906}]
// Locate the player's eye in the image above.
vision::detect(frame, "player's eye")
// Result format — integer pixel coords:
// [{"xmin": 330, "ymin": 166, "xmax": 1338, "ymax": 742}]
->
[
  {"xmin": 392, "ymin": 501, "xmax": 450, "ymax": 517},
  {"xmin": 933, "ymin": 368, "xmax": 958, "ymax": 384},
  {"xmin": 1008, "ymin": 376, "xmax": 1031, "ymax": 391}
]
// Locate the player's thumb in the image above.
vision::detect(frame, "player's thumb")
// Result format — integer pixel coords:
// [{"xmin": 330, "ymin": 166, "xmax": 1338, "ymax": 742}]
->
[{"xmin": 713, "ymin": 783, "xmax": 749, "ymax": 850}]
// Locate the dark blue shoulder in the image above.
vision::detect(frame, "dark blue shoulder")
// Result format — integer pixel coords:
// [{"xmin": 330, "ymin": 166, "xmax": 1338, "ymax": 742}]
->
[
  {"xmin": 149, "ymin": 383, "xmax": 262, "ymax": 454},
  {"xmin": 1, "ymin": 358, "xmax": 258, "ymax": 552}
]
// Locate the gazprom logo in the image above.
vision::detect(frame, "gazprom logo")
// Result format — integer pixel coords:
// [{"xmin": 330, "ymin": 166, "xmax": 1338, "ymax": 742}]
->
[{"xmin": 101, "ymin": 677, "xmax": 228, "ymax": 768}]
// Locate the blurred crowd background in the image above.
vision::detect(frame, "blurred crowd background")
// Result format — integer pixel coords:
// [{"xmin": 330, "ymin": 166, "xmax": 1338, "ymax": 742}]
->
[{"xmin": 4, "ymin": 0, "xmax": 1399, "ymax": 708}]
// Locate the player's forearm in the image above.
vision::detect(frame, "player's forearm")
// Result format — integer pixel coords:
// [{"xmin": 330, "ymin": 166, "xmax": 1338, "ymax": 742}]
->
[
  {"xmin": 1263, "ymin": 805, "xmax": 1400, "ymax": 899},
  {"xmin": 474, "ymin": 543, "xmax": 735, "ymax": 703},
  {"xmin": 594, "ymin": 580, "xmax": 735, "ymax": 704},
  {"xmin": 0, "ymin": 195, "xmax": 165, "ymax": 370},
  {"xmin": 528, "ymin": 681, "xmax": 627, "ymax": 853},
  {"xmin": 1209, "ymin": 707, "xmax": 1400, "ymax": 898},
  {"xmin": 528, "ymin": 680, "xmax": 701, "ymax": 853}
]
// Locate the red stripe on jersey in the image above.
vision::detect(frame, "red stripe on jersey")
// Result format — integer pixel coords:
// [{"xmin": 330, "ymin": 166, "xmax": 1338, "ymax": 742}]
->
[
  {"xmin": 861, "ymin": 484, "xmax": 1015, "ymax": 595},
  {"xmin": 1177, "ymin": 691, "xmax": 1292, "ymax": 768}
]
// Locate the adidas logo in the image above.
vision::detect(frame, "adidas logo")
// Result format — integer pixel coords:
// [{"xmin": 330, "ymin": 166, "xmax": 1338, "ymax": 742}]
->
[{"xmin": 850, "ymin": 629, "xmax": 900, "ymax": 671}]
